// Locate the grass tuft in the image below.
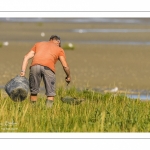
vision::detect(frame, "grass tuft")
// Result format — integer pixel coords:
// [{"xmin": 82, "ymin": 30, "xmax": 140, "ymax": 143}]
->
[{"xmin": 62, "ymin": 43, "xmax": 75, "ymax": 50}]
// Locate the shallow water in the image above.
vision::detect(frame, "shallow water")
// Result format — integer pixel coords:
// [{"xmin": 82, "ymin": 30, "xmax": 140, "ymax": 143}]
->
[
  {"xmin": 127, "ymin": 94, "xmax": 150, "ymax": 101},
  {"xmin": 1, "ymin": 18, "xmax": 150, "ymax": 46},
  {"xmin": 1, "ymin": 18, "xmax": 150, "ymax": 24},
  {"xmin": 69, "ymin": 40, "xmax": 150, "ymax": 45},
  {"xmin": 72, "ymin": 29, "xmax": 150, "ymax": 33}
]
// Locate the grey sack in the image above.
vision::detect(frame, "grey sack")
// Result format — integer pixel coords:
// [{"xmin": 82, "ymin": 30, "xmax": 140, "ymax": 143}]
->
[{"xmin": 5, "ymin": 75, "xmax": 29, "ymax": 102}]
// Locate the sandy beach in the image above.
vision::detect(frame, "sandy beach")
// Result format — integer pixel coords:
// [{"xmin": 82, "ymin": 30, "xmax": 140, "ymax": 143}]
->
[{"xmin": 1, "ymin": 19, "xmax": 150, "ymax": 91}]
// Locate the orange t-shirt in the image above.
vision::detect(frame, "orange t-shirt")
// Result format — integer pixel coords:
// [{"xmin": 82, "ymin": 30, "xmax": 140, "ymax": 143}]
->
[{"xmin": 30, "ymin": 41, "xmax": 65, "ymax": 73}]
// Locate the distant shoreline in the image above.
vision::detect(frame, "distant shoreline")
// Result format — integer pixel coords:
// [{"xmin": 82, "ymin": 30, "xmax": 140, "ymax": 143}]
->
[{"xmin": 1, "ymin": 18, "xmax": 150, "ymax": 24}]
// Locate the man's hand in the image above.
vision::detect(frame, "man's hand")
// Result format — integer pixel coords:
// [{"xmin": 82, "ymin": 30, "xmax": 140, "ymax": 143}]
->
[
  {"xmin": 65, "ymin": 76, "xmax": 71, "ymax": 85},
  {"xmin": 20, "ymin": 71, "xmax": 25, "ymax": 77}
]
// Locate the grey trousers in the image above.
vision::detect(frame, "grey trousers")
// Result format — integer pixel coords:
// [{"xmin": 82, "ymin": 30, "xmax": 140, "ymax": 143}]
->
[{"xmin": 29, "ymin": 65, "xmax": 56, "ymax": 96}]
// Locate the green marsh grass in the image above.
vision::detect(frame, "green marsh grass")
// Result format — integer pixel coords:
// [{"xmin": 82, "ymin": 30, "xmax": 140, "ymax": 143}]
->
[
  {"xmin": 62, "ymin": 43, "xmax": 75, "ymax": 50},
  {"xmin": 0, "ymin": 87, "xmax": 150, "ymax": 132}
]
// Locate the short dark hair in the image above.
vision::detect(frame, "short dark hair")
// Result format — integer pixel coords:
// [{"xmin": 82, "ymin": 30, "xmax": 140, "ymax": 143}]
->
[
  {"xmin": 49, "ymin": 35, "xmax": 60, "ymax": 41},
  {"xmin": 49, "ymin": 35, "xmax": 61, "ymax": 47}
]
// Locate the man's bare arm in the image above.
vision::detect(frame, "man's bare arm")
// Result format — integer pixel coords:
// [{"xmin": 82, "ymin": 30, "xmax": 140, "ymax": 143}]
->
[
  {"xmin": 20, "ymin": 50, "xmax": 35, "ymax": 76},
  {"xmin": 59, "ymin": 56, "xmax": 71, "ymax": 84}
]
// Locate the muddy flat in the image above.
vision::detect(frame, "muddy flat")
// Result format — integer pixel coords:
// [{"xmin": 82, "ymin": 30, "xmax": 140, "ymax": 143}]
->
[{"xmin": 1, "ymin": 19, "xmax": 150, "ymax": 91}]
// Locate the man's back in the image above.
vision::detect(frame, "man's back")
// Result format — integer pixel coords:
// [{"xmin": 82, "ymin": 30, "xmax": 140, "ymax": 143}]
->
[{"xmin": 30, "ymin": 41, "xmax": 65, "ymax": 72}]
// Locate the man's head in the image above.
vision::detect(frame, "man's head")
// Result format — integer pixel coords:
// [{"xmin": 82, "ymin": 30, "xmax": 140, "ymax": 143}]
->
[{"xmin": 49, "ymin": 35, "xmax": 61, "ymax": 47}]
